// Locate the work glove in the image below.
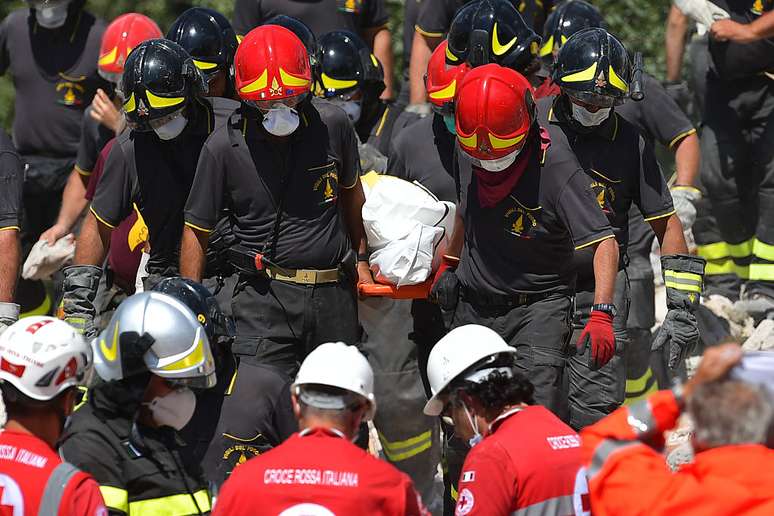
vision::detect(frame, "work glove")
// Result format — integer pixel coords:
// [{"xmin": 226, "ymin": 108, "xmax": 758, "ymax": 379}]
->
[
  {"xmin": 429, "ymin": 256, "xmax": 460, "ymax": 311},
  {"xmin": 61, "ymin": 265, "xmax": 102, "ymax": 339},
  {"xmin": 22, "ymin": 234, "xmax": 76, "ymax": 280},
  {"xmin": 358, "ymin": 142, "xmax": 388, "ymax": 174},
  {"xmin": 670, "ymin": 186, "xmax": 701, "ymax": 232},
  {"xmin": 576, "ymin": 310, "xmax": 615, "ymax": 370},
  {"xmin": 0, "ymin": 302, "xmax": 20, "ymax": 336},
  {"xmin": 652, "ymin": 254, "xmax": 706, "ymax": 370}
]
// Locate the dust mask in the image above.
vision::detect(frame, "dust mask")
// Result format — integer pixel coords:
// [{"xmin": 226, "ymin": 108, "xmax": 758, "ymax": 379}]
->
[
  {"xmin": 153, "ymin": 115, "xmax": 188, "ymax": 141},
  {"xmin": 263, "ymin": 104, "xmax": 300, "ymax": 137},
  {"xmin": 144, "ymin": 387, "xmax": 196, "ymax": 430},
  {"xmin": 443, "ymin": 114, "xmax": 457, "ymax": 135},
  {"xmin": 33, "ymin": 1, "xmax": 70, "ymax": 29},
  {"xmin": 472, "ymin": 147, "xmax": 522, "ymax": 173},
  {"xmin": 571, "ymin": 103, "xmax": 611, "ymax": 127}
]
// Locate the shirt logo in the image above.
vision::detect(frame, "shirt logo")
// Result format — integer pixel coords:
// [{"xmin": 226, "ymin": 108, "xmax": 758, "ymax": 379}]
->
[
  {"xmin": 751, "ymin": 0, "xmax": 764, "ymax": 15},
  {"xmin": 589, "ymin": 179, "xmax": 616, "ymax": 215},
  {"xmin": 311, "ymin": 164, "xmax": 339, "ymax": 206},
  {"xmin": 456, "ymin": 488, "xmax": 475, "ymax": 515},
  {"xmin": 503, "ymin": 203, "xmax": 538, "ymax": 239},
  {"xmin": 56, "ymin": 74, "xmax": 86, "ymax": 107}
]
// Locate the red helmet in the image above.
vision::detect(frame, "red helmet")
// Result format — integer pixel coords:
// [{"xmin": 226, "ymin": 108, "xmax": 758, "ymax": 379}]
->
[
  {"xmin": 455, "ymin": 64, "xmax": 535, "ymax": 160},
  {"xmin": 426, "ymin": 40, "xmax": 470, "ymax": 112},
  {"xmin": 234, "ymin": 25, "xmax": 312, "ymax": 104},
  {"xmin": 99, "ymin": 13, "xmax": 162, "ymax": 82}
]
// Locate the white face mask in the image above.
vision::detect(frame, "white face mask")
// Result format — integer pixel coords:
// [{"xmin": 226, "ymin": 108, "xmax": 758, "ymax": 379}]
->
[
  {"xmin": 145, "ymin": 387, "xmax": 197, "ymax": 430},
  {"xmin": 471, "ymin": 147, "xmax": 522, "ymax": 173},
  {"xmin": 262, "ymin": 104, "xmax": 300, "ymax": 137},
  {"xmin": 33, "ymin": 1, "xmax": 70, "ymax": 29},
  {"xmin": 461, "ymin": 400, "xmax": 483, "ymax": 448},
  {"xmin": 571, "ymin": 102, "xmax": 611, "ymax": 127},
  {"xmin": 152, "ymin": 115, "xmax": 188, "ymax": 141}
]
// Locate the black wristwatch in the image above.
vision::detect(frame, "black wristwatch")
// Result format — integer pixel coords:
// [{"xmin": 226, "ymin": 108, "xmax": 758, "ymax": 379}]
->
[
  {"xmin": 357, "ymin": 252, "xmax": 370, "ymax": 263},
  {"xmin": 591, "ymin": 303, "xmax": 617, "ymax": 317}
]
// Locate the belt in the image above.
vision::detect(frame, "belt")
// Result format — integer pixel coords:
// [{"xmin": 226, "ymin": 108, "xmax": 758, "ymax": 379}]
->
[
  {"xmin": 264, "ymin": 265, "xmax": 340, "ymax": 285},
  {"xmin": 462, "ymin": 287, "xmax": 553, "ymax": 308}
]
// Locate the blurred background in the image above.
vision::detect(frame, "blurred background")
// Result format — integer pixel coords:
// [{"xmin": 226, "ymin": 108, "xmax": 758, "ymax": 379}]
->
[{"xmin": 0, "ymin": 0, "xmax": 673, "ymax": 130}]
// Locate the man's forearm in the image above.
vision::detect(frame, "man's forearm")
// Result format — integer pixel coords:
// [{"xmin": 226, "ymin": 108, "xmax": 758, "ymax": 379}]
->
[
  {"xmin": 666, "ymin": 5, "xmax": 688, "ymax": 82},
  {"xmin": 448, "ymin": 213, "xmax": 464, "ymax": 258},
  {"xmin": 651, "ymin": 214, "xmax": 689, "ymax": 255},
  {"xmin": 340, "ymin": 180, "xmax": 368, "ymax": 255},
  {"xmin": 73, "ymin": 212, "xmax": 110, "ymax": 266},
  {"xmin": 180, "ymin": 225, "xmax": 208, "ymax": 282},
  {"xmin": 370, "ymin": 27, "xmax": 395, "ymax": 99},
  {"xmin": 57, "ymin": 169, "xmax": 89, "ymax": 231},
  {"xmin": 673, "ymin": 133, "xmax": 700, "ymax": 187},
  {"xmin": 749, "ymin": 9, "xmax": 774, "ymax": 39},
  {"xmin": 592, "ymin": 237, "xmax": 619, "ymax": 305},
  {"xmin": 409, "ymin": 32, "xmax": 437, "ymax": 105},
  {"xmin": 0, "ymin": 230, "xmax": 20, "ymax": 302}
]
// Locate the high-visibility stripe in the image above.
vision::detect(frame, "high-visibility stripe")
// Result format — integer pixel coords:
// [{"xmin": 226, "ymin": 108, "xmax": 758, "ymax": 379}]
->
[
  {"xmin": 226, "ymin": 369, "xmax": 238, "ymax": 396},
  {"xmin": 100, "ymin": 486, "xmax": 129, "ymax": 513},
  {"xmin": 451, "ymin": 483, "xmax": 458, "ymax": 501},
  {"xmin": 728, "ymin": 239, "xmax": 754, "ymax": 258},
  {"xmin": 668, "ymin": 128, "xmax": 697, "ymax": 149},
  {"xmin": 624, "ymin": 380, "xmax": 659, "ymax": 405},
  {"xmin": 145, "ymin": 90, "xmax": 185, "ymax": 109},
  {"xmin": 562, "ymin": 62, "xmax": 597, "ymax": 83},
  {"xmin": 752, "ymin": 238, "xmax": 774, "ymax": 262},
  {"xmin": 128, "ymin": 489, "xmax": 211, "ymax": 514},
  {"xmin": 665, "ymin": 280, "xmax": 702, "ymax": 293},
  {"xmin": 664, "ymin": 270, "xmax": 702, "ymax": 283},
  {"xmin": 697, "ymin": 241, "xmax": 731, "ymax": 261},
  {"xmin": 375, "ymin": 106, "xmax": 389, "ymax": 137},
  {"xmin": 588, "ymin": 439, "xmax": 640, "ymax": 481},
  {"xmin": 512, "ymin": 495, "xmax": 575, "ymax": 516},
  {"xmin": 20, "ymin": 292, "xmax": 51, "ymax": 318},
  {"xmin": 748, "ymin": 262, "xmax": 774, "ymax": 281},
  {"xmin": 626, "ymin": 399, "xmax": 657, "ymax": 439},
  {"xmin": 378, "ymin": 429, "xmax": 433, "ymax": 462},
  {"xmin": 624, "ymin": 368, "xmax": 657, "ymax": 401},
  {"xmin": 539, "ymin": 35, "xmax": 554, "ymax": 57},
  {"xmin": 608, "ymin": 65, "xmax": 629, "ymax": 92}
]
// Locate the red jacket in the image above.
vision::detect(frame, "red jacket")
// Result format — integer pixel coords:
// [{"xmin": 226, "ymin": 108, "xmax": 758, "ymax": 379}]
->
[
  {"xmin": 581, "ymin": 390, "xmax": 774, "ymax": 515},
  {"xmin": 455, "ymin": 406, "xmax": 584, "ymax": 516},
  {"xmin": 213, "ymin": 427, "xmax": 428, "ymax": 516},
  {"xmin": 0, "ymin": 429, "xmax": 105, "ymax": 516}
]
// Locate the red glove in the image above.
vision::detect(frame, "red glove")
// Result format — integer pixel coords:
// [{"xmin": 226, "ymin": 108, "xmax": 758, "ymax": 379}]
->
[{"xmin": 576, "ymin": 310, "xmax": 615, "ymax": 370}]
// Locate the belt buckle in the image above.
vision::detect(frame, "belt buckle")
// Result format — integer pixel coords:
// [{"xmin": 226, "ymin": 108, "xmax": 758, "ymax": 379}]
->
[{"xmin": 296, "ymin": 269, "xmax": 317, "ymax": 285}]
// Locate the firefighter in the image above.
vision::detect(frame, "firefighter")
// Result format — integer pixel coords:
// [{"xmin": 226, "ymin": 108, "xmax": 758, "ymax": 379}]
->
[
  {"xmin": 0, "ymin": 0, "xmax": 107, "ymax": 317},
  {"xmin": 443, "ymin": 63, "xmax": 619, "ymax": 419},
  {"xmin": 213, "ymin": 342, "xmax": 429, "ymax": 515},
  {"xmin": 180, "ymin": 24, "xmax": 371, "ymax": 481},
  {"xmin": 0, "ymin": 316, "xmax": 105, "ymax": 515},
  {"xmin": 38, "ymin": 13, "xmax": 161, "ymax": 246},
  {"xmin": 231, "ymin": 0, "xmax": 395, "ymax": 99},
  {"xmin": 582, "ymin": 342, "xmax": 774, "ymax": 515},
  {"xmin": 545, "ymin": 28, "xmax": 700, "ymax": 428},
  {"xmin": 60, "ymin": 291, "xmax": 217, "ymax": 515},
  {"xmin": 424, "ymin": 324, "xmax": 584, "ymax": 516},
  {"xmin": 61, "ymin": 38, "xmax": 236, "ymax": 338},
  {"xmin": 167, "ymin": 7, "xmax": 240, "ymax": 100},
  {"xmin": 0, "ymin": 130, "xmax": 23, "ymax": 334}
]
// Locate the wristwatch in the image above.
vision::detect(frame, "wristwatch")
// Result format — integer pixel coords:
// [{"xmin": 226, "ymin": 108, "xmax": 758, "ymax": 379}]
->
[
  {"xmin": 357, "ymin": 252, "xmax": 370, "ymax": 263},
  {"xmin": 591, "ymin": 303, "xmax": 617, "ymax": 317}
]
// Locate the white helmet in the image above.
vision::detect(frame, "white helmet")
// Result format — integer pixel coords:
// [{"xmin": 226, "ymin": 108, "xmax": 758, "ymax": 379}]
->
[
  {"xmin": 292, "ymin": 342, "xmax": 376, "ymax": 420},
  {"xmin": 424, "ymin": 325, "xmax": 516, "ymax": 416},
  {"xmin": 0, "ymin": 316, "xmax": 92, "ymax": 401}
]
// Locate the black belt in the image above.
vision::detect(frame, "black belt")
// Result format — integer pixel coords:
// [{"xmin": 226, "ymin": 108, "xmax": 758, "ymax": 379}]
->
[{"xmin": 461, "ymin": 287, "xmax": 553, "ymax": 308}]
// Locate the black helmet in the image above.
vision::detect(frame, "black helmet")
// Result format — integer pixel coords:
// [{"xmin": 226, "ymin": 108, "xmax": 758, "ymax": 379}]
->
[
  {"xmin": 120, "ymin": 39, "xmax": 207, "ymax": 131},
  {"xmin": 553, "ymin": 28, "xmax": 630, "ymax": 107},
  {"xmin": 263, "ymin": 15, "xmax": 321, "ymax": 81},
  {"xmin": 151, "ymin": 277, "xmax": 234, "ymax": 340},
  {"xmin": 167, "ymin": 7, "xmax": 238, "ymax": 80},
  {"xmin": 446, "ymin": 0, "xmax": 541, "ymax": 74},
  {"xmin": 317, "ymin": 30, "xmax": 385, "ymax": 99},
  {"xmin": 540, "ymin": 1, "xmax": 604, "ymax": 67}
]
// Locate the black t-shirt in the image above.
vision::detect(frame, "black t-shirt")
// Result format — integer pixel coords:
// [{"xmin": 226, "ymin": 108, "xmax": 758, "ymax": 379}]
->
[
  {"xmin": 0, "ymin": 8, "xmax": 106, "ymax": 158},
  {"xmin": 91, "ymin": 98, "xmax": 238, "ymax": 276},
  {"xmin": 616, "ymin": 73, "xmax": 695, "ymax": 261},
  {"xmin": 539, "ymin": 97, "xmax": 674, "ymax": 286},
  {"xmin": 387, "ymin": 114, "xmax": 457, "ymax": 202},
  {"xmin": 415, "ymin": 0, "xmax": 550, "ymax": 38},
  {"xmin": 455, "ymin": 127, "xmax": 614, "ymax": 295},
  {"xmin": 708, "ymin": 0, "xmax": 774, "ymax": 79},
  {"xmin": 75, "ymin": 105, "xmax": 114, "ymax": 177},
  {"xmin": 0, "ymin": 130, "xmax": 23, "ymax": 230},
  {"xmin": 184, "ymin": 98, "xmax": 359, "ymax": 269},
  {"xmin": 232, "ymin": 0, "xmax": 388, "ymax": 37}
]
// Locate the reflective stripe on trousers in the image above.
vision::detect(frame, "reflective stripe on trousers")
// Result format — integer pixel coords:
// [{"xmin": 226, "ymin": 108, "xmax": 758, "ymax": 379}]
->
[
  {"xmin": 99, "ymin": 486, "xmax": 211, "ymax": 515},
  {"xmin": 377, "ymin": 429, "xmax": 434, "ymax": 462},
  {"xmin": 510, "ymin": 494, "xmax": 575, "ymax": 516}
]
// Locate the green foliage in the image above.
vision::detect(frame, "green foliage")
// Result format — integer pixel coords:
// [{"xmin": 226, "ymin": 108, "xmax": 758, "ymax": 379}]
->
[{"xmin": 0, "ymin": 0, "xmax": 673, "ymax": 131}]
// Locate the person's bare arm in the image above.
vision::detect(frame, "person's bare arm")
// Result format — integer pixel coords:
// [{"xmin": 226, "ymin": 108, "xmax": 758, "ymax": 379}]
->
[
  {"xmin": 672, "ymin": 132, "xmax": 700, "ymax": 187},
  {"xmin": 649, "ymin": 214, "xmax": 689, "ymax": 256},
  {"xmin": 73, "ymin": 212, "xmax": 111, "ymax": 266},
  {"xmin": 666, "ymin": 5, "xmax": 689, "ymax": 82},
  {"xmin": 592, "ymin": 237, "xmax": 619, "ymax": 305},
  {"xmin": 40, "ymin": 169, "xmax": 89, "ymax": 244},
  {"xmin": 408, "ymin": 32, "xmax": 442, "ymax": 105},
  {"xmin": 712, "ymin": 9, "xmax": 774, "ymax": 42},
  {"xmin": 0, "ymin": 229, "xmax": 19, "ymax": 302},
  {"xmin": 180, "ymin": 225, "xmax": 208, "ymax": 282},
  {"xmin": 340, "ymin": 177, "xmax": 373, "ymax": 284},
  {"xmin": 448, "ymin": 213, "xmax": 464, "ymax": 258},
  {"xmin": 365, "ymin": 26, "xmax": 395, "ymax": 100}
]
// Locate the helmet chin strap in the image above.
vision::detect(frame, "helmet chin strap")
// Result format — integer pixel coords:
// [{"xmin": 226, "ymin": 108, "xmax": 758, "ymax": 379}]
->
[{"xmin": 460, "ymin": 397, "xmax": 483, "ymax": 447}]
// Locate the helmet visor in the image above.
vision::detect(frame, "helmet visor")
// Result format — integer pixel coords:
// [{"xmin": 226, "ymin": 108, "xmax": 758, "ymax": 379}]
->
[
  {"xmin": 565, "ymin": 89, "xmax": 623, "ymax": 108},
  {"xmin": 166, "ymin": 371, "xmax": 217, "ymax": 390},
  {"xmin": 245, "ymin": 92, "xmax": 308, "ymax": 113}
]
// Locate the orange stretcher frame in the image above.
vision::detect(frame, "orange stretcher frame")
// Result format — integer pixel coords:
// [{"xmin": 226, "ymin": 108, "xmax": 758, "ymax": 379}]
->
[{"xmin": 357, "ymin": 279, "xmax": 434, "ymax": 299}]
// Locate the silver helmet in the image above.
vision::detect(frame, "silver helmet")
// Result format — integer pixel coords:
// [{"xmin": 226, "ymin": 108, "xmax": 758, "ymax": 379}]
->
[{"xmin": 93, "ymin": 292, "xmax": 216, "ymax": 389}]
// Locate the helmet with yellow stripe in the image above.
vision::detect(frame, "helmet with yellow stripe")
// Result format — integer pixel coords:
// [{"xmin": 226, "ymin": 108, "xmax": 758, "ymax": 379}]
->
[
  {"xmin": 263, "ymin": 15, "xmax": 321, "ymax": 85},
  {"xmin": 552, "ymin": 28, "xmax": 630, "ymax": 108},
  {"xmin": 316, "ymin": 30, "xmax": 384, "ymax": 100},
  {"xmin": 539, "ymin": 0, "xmax": 604, "ymax": 70},
  {"xmin": 92, "ymin": 292, "xmax": 216, "ymax": 390},
  {"xmin": 98, "ymin": 13, "xmax": 162, "ymax": 84},
  {"xmin": 426, "ymin": 40, "xmax": 470, "ymax": 116},
  {"xmin": 120, "ymin": 39, "xmax": 207, "ymax": 132}
]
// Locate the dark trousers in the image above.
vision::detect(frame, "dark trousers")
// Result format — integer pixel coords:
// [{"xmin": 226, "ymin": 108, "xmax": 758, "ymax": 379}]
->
[{"xmin": 567, "ymin": 270, "xmax": 629, "ymax": 430}]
